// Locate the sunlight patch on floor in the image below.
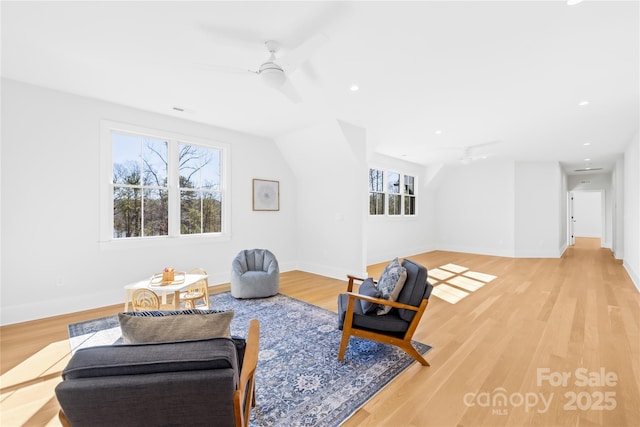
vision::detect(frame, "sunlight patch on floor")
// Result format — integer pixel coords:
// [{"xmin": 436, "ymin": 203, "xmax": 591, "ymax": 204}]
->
[
  {"xmin": 1, "ymin": 340, "xmax": 69, "ymax": 389},
  {"xmin": 448, "ymin": 276, "xmax": 485, "ymax": 292},
  {"xmin": 0, "ymin": 377, "xmax": 61, "ymax": 426},
  {"xmin": 431, "ymin": 283, "xmax": 469, "ymax": 304},
  {"xmin": 463, "ymin": 271, "xmax": 497, "ymax": 283},
  {"xmin": 439, "ymin": 263, "xmax": 469, "ymax": 274},
  {"xmin": 431, "ymin": 264, "xmax": 497, "ymax": 304},
  {"xmin": 428, "ymin": 268, "xmax": 456, "ymax": 281}
]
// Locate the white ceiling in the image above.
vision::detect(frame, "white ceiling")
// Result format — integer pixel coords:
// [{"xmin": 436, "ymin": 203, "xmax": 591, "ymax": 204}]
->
[{"xmin": 2, "ymin": 1, "xmax": 638, "ymax": 174}]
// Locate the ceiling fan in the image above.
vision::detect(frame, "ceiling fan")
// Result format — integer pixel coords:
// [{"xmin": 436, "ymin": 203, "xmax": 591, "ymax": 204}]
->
[
  {"xmin": 431, "ymin": 140, "xmax": 503, "ymax": 165},
  {"xmin": 199, "ymin": 33, "xmax": 328, "ymax": 104}
]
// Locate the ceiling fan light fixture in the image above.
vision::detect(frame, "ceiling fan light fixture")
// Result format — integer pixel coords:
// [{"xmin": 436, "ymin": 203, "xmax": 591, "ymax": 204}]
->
[{"xmin": 259, "ymin": 63, "xmax": 286, "ymax": 88}]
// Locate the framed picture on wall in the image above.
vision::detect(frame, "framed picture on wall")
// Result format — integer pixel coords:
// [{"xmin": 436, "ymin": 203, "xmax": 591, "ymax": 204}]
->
[{"xmin": 253, "ymin": 179, "xmax": 280, "ymax": 211}]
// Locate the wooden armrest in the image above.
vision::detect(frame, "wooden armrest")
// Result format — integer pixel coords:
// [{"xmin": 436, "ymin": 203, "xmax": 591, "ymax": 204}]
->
[
  {"xmin": 234, "ymin": 319, "xmax": 259, "ymax": 427},
  {"xmin": 344, "ymin": 291, "xmax": 420, "ymax": 312}
]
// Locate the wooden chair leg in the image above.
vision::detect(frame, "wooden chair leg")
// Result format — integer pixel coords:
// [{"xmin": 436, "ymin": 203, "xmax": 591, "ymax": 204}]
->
[
  {"xmin": 338, "ymin": 331, "xmax": 350, "ymax": 361},
  {"xmin": 401, "ymin": 342, "xmax": 430, "ymax": 366},
  {"xmin": 338, "ymin": 296, "xmax": 357, "ymax": 361}
]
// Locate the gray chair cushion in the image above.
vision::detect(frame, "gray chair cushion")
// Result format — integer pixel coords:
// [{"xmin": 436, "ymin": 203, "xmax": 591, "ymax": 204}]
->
[
  {"xmin": 62, "ymin": 338, "xmax": 238, "ymax": 379},
  {"xmin": 358, "ymin": 278, "xmax": 382, "ymax": 313},
  {"xmin": 396, "ymin": 259, "xmax": 431, "ymax": 322},
  {"xmin": 337, "ymin": 293, "xmax": 409, "ymax": 335}
]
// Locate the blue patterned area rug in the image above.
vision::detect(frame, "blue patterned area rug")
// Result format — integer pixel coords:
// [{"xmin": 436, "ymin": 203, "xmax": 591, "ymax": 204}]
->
[{"xmin": 68, "ymin": 292, "xmax": 432, "ymax": 427}]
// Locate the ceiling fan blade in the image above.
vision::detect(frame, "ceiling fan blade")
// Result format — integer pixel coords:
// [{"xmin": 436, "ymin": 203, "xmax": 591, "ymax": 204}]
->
[
  {"xmin": 277, "ymin": 78, "xmax": 302, "ymax": 103},
  {"xmin": 194, "ymin": 62, "xmax": 256, "ymax": 75},
  {"xmin": 199, "ymin": 24, "xmax": 264, "ymax": 50},
  {"xmin": 467, "ymin": 140, "xmax": 503, "ymax": 153},
  {"xmin": 279, "ymin": 33, "xmax": 328, "ymax": 74}
]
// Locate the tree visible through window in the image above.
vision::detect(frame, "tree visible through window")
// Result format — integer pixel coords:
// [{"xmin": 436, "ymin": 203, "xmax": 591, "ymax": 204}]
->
[
  {"xmin": 179, "ymin": 144, "xmax": 222, "ymax": 234},
  {"xmin": 112, "ymin": 134, "xmax": 168, "ymax": 238},
  {"xmin": 388, "ymin": 171, "xmax": 401, "ymax": 215},
  {"xmin": 111, "ymin": 130, "xmax": 224, "ymax": 239},
  {"xmin": 369, "ymin": 168, "xmax": 385, "ymax": 215},
  {"xmin": 404, "ymin": 174, "xmax": 416, "ymax": 215}
]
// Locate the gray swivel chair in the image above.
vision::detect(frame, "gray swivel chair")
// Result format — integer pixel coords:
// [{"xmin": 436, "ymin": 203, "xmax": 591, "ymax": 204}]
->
[{"xmin": 230, "ymin": 249, "xmax": 279, "ymax": 299}]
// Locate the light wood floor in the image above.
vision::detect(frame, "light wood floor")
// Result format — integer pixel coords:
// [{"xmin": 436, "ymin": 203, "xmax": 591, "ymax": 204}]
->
[{"xmin": 1, "ymin": 238, "xmax": 639, "ymax": 426}]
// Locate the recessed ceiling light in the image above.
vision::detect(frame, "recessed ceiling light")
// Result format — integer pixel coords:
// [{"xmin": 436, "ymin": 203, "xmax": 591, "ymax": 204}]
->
[
  {"xmin": 349, "ymin": 84, "xmax": 359, "ymax": 92},
  {"xmin": 578, "ymin": 100, "xmax": 590, "ymax": 106},
  {"xmin": 435, "ymin": 130, "xmax": 443, "ymax": 135},
  {"xmin": 567, "ymin": 0, "xmax": 585, "ymax": 5},
  {"xmin": 584, "ymin": 158, "xmax": 591, "ymax": 162},
  {"xmin": 583, "ymin": 142, "xmax": 591, "ymax": 146}
]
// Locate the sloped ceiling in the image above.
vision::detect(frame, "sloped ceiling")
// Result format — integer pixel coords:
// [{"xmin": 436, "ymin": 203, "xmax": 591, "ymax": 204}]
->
[{"xmin": 1, "ymin": 1, "xmax": 638, "ymax": 174}]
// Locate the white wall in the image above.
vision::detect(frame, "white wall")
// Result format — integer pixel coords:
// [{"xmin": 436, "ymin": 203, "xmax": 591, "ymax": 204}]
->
[
  {"xmin": 1, "ymin": 79, "xmax": 298, "ymax": 324},
  {"xmin": 514, "ymin": 162, "xmax": 565, "ymax": 257},
  {"xmin": 275, "ymin": 120, "xmax": 367, "ymax": 279},
  {"xmin": 559, "ymin": 168, "xmax": 568, "ymax": 254},
  {"xmin": 366, "ymin": 153, "xmax": 437, "ymax": 266},
  {"xmin": 613, "ymin": 157, "xmax": 624, "ymax": 259},
  {"xmin": 623, "ymin": 130, "xmax": 640, "ymax": 291},
  {"xmin": 433, "ymin": 160, "xmax": 516, "ymax": 257},
  {"xmin": 571, "ymin": 191, "xmax": 602, "ymax": 238}
]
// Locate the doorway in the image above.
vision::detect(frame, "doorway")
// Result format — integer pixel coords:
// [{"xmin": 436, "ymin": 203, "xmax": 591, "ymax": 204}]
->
[{"xmin": 568, "ymin": 191, "xmax": 603, "ymax": 246}]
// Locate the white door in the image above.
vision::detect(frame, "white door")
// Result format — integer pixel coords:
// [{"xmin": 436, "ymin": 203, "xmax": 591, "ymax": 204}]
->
[
  {"xmin": 569, "ymin": 192, "xmax": 575, "ymax": 246},
  {"xmin": 573, "ymin": 191, "xmax": 602, "ymax": 239}
]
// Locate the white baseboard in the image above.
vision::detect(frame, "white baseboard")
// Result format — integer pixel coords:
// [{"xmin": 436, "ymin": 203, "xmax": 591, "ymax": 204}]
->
[
  {"xmin": 1, "ymin": 289, "xmax": 123, "ymax": 326},
  {"xmin": 623, "ymin": 260, "xmax": 640, "ymax": 293},
  {"xmin": 367, "ymin": 244, "xmax": 438, "ymax": 266}
]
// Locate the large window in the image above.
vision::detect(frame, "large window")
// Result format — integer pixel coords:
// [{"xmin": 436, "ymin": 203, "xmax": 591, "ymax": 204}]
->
[
  {"xmin": 368, "ymin": 168, "xmax": 416, "ymax": 216},
  {"xmin": 102, "ymin": 121, "xmax": 228, "ymax": 241}
]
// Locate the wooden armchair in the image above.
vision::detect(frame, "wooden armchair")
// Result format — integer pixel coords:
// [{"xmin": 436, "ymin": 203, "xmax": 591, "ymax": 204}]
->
[
  {"xmin": 337, "ymin": 258, "xmax": 433, "ymax": 366},
  {"xmin": 57, "ymin": 319, "xmax": 261, "ymax": 427}
]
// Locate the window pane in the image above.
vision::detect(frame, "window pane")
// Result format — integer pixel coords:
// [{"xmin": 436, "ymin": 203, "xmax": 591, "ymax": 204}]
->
[
  {"xmin": 113, "ymin": 186, "xmax": 141, "ymax": 238},
  {"xmin": 369, "ymin": 168, "xmax": 384, "ymax": 192},
  {"xmin": 200, "ymin": 150, "xmax": 221, "ymax": 191},
  {"xmin": 388, "ymin": 172, "xmax": 400, "ymax": 194},
  {"xmin": 181, "ymin": 190, "xmax": 222, "ymax": 234},
  {"xmin": 180, "ymin": 189, "xmax": 201, "ymax": 234},
  {"xmin": 142, "ymin": 138, "xmax": 167, "ymax": 186},
  {"xmin": 389, "ymin": 194, "xmax": 401, "ymax": 215},
  {"xmin": 404, "ymin": 195, "xmax": 416, "ymax": 215},
  {"xmin": 143, "ymin": 189, "xmax": 168, "ymax": 236},
  {"xmin": 369, "ymin": 193, "xmax": 385, "ymax": 215},
  {"xmin": 112, "ymin": 133, "xmax": 141, "ymax": 185},
  {"xmin": 202, "ymin": 192, "xmax": 222, "ymax": 233},
  {"xmin": 404, "ymin": 175, "xmax": 415, "ymax": 195},
  {"xmin": 179, "ymin": 144, "xmax": 221, "ymax": 190}
]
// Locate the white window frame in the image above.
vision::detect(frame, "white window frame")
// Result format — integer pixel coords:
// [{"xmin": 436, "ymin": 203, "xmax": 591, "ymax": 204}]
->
[
  {"xmin": 100, "ymin": 120, "xmax": 230, "ymax": 246},
  {"xmin": 368, "ymin": 167, "xmax": 417, "ymax": 217}
]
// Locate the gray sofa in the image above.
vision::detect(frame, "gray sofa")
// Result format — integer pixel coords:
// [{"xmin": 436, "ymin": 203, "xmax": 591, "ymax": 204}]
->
[
  {"xmin": 230, "ymin": 249, "xmax": 279, "ymax": 299},
  {"xmin": 55, "ymin": 320, "xmax": 260, "ymax": 427}
]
